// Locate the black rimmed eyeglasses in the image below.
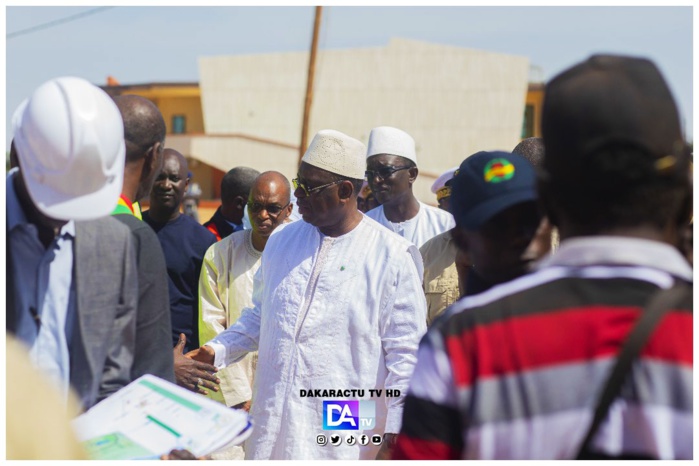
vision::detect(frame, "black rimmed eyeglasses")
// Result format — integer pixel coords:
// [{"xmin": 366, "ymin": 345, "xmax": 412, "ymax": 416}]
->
[
  {"xmin": 365, "ymin": 166, "xmax": 410, "ymax": 181},
  {"xmin": 292, "ymin": 178, "xmax": 343, "ymax": 197}
]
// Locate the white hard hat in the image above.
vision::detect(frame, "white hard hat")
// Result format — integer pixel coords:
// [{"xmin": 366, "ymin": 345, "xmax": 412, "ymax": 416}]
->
[{"xmin": 12, "ymin": 76, "xmax": 125, "ymax": 221}]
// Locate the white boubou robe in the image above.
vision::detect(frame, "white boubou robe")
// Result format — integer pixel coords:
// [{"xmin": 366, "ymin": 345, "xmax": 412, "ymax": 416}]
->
[
  {"xmin": 365, "ymin": 201, "xmax": 455, "ymax": 248},
  {"xmin": 207, "ymin": 216, "xmax": 427, "ymax": 459}
]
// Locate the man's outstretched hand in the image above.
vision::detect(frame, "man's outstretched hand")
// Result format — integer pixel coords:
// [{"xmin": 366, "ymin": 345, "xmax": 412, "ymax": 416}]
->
[
  {"xmin": 173, "ymin": 333, "xmax": 219, "ymax": 395},
  {"xmin": 185, "ymin": 343, "xmax": 216, "ymax": 365}
]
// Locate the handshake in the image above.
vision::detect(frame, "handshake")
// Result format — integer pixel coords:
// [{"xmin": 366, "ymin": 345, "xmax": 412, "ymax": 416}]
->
[
  {"xmin": 171, "ymin": 334, "xmax": 218, "ymax": 393},
  {"xmin": 172, "ymin": 335, "xmax": 252, "ymax": 412}
]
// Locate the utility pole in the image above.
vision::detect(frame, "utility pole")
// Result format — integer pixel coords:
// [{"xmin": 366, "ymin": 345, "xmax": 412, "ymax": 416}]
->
[{"xmin": 299, "ymin": 6, "xmax": 323, "ymax": 164}]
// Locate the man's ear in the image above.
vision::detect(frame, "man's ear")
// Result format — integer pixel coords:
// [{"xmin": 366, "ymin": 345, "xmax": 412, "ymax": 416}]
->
[
  {"xmin": 143, "ymin": 141, "xmax": 163, "ymax": 177},
  {"xmin": 139, "ymin": 147, "xmax": 155, "ymax": 186},
  {"xmin": 408, "ymin": 166, "xmax": 419, "ymax": 184},
  {"xmin": 282, "ymin": 203, "xmax": 294, "ymax": 222},
  {"xmin": 337, "ymin": 180, "xmax": 354, "ymax": 200},
  {"xmin": 151, "ymin": 141, "xmax": 163, "ymax": 169}
]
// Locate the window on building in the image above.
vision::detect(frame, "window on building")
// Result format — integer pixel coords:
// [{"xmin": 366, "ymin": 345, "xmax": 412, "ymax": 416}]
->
[
  {"xmin": 172, "ymin": 115, "xmax": 186, "ymax": 134},
  {"xmin": 521, "ymin": 105, "xmax": 534, "ymax": 139}
]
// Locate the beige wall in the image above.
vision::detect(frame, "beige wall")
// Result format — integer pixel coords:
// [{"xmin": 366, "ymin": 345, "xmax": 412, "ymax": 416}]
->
[
  {"xmin": 196, "ymin": 39, "xmax": 529, "ymax": 204},
  {"xmin": 167, "ymin": 134, "xmax": 298, "ymax": 181}
]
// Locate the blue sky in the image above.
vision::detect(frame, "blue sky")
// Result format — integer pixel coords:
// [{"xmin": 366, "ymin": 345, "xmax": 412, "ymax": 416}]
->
[{"xmin": 5, "ymin": 6, "xmax": 694, "ymax": 148}]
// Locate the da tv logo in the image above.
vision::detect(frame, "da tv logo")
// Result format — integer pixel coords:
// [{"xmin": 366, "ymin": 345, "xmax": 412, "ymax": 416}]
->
[{"xmin": 323, "ymin": 400, "xmax": 375, "ymax": 430}]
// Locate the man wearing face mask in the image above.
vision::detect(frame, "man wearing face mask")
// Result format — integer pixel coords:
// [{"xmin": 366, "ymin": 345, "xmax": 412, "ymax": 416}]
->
[{"xmin": 365, "ymin": 126, "xmax": 454, "ymax": 248}]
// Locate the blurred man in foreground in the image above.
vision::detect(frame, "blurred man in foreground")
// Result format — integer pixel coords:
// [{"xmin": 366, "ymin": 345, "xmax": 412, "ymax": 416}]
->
[
  {"xmin": 7, "ymin": 76, "xmax": 137, "ymax": 409},
  {"xmin": 395, "ymin": 55, "xmax": 692, "ymax": 460}
]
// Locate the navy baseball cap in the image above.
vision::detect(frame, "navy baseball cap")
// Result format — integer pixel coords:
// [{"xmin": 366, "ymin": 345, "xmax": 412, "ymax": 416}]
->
[{"xmin": 450, "ymin": 151, "xmax": 537, "ymax": 229}]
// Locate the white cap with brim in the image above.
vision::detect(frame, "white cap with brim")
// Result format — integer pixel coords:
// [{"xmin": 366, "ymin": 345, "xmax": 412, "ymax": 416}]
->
[
  {"xmin": 430, "ymin": 166, "xmax": 459, "ymax": 193},
  {"xmin": 366, "ymin": 126, "xmax": 417, "ymax": 165},
  {"xmin": 12, "ymin": 76, "xmax": 125, "ymax": 221},
  {"xmin": 301, "ymin": 129, "xmax": 366, "ymax": 180}
]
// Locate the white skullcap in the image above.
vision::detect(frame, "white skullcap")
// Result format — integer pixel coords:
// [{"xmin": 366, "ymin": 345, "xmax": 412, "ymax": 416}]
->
[
  {"xmin": 366, "ymin": 126, "xmax": 417, "ymax": 165},
  {"xmin": 301, "ymin": 129, "xmax": 366, "ymax": 179},
  {"xmin": 430, "ymin": 167, "xmax": 459, "ymax": 193}
]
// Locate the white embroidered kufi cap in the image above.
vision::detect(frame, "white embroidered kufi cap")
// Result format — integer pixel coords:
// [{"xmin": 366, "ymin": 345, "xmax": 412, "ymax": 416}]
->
[
  {"xmin": 302, "ymin": 129, "xmax": 366, "ymax": 179},
  {"xmin": 366, "ymin": 126, "xmax": 417, "ymax": 165}
]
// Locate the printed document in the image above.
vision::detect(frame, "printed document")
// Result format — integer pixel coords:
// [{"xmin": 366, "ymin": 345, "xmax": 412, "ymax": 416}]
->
[{"xmin": 72, "ymin": 374, "xmax": 252, "ymax": 460}]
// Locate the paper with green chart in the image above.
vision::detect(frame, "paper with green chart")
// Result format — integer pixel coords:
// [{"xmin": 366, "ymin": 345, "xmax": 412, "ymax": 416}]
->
[{"xmin": 72, "ymin": 374, "xmax": 252, "ymax": 460}]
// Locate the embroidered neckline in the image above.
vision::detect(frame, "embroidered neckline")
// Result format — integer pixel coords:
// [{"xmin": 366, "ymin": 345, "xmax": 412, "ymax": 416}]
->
[{"xmin": 244, "ymin": 230, "xmax": 263, "ymax": 258}]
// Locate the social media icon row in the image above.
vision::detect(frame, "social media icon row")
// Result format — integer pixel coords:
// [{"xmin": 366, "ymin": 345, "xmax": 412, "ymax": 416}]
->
[{"xmin": 316, "ymin": 434, "xmax": 382, "ymax": 446}]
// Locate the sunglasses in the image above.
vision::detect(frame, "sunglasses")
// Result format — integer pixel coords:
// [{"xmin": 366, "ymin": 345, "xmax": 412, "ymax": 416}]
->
[
  {"xmin": 365, "ymin": 165, "xmax": 410, "ymax": 181},
  {"xmin": 292, "ymin": 177, "xmax": 343, "ymax": 197},
  {"xmin": 247, "ymin": 201, "xmax": 290, "ymax": 216}
]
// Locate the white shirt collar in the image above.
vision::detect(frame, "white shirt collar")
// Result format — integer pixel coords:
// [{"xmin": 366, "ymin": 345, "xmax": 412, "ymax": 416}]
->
[{"xmin": 536, "ymin": 236, "xmax": 692, "ymax": 282}]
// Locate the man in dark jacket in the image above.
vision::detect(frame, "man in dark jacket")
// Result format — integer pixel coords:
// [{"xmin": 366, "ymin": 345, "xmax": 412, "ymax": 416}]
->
[{"xmin": 112, "ymin": 94, "xmax": 175, "ymax": 383}]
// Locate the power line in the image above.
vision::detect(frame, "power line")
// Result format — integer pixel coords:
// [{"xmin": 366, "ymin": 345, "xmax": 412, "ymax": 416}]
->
[{"xmin": 7, "ymin": 6, "xmax": 115, "ymax": 40}]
